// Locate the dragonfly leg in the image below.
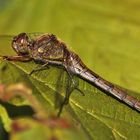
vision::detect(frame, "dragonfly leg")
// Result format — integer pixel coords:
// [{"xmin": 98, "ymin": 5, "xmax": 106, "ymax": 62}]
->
[
  {"xmin": 57, "ymin": 78, "xmax": 73, "ymax": 117},
  {"xmin": 64, "ymin": 66, "xmax": 85, "ymax": 96},
  {"xmin": 75, "ymin": 87, "xmax": 85, "ymax": 96},
  {"xmin": 29, "ymin": 62, "xmax": 49, "ymax": 75},
  {"xmin": 57, "ymin": 71, "xmax": 84, "ymax": 117},
  {"xmin": 57, "ymin": 93, "xmax": 70, "ymax": 117},
  {"xmin": 2, "ymin": 55, "xmax": 31, "ymax": 61}
]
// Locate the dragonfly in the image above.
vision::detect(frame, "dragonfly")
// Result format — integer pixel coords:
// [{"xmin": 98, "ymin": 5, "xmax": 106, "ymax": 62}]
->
[{"xmin": 0, "ymin": 32, "xmax": 140, "ymax": 116}]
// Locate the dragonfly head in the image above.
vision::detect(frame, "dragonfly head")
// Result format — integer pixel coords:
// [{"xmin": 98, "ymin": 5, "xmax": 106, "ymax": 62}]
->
[{"xmin": 12, "ymin": 33, "xmax": 30, "ymax": 56}]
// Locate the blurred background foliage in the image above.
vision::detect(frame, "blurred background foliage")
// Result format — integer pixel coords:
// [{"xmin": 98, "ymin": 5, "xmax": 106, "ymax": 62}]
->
[
  {"xmin": 1, "ymin": 0, "xmax": 140, "ymax": 140},
  {"xmin": 0, "ymin": 0, "xmax": 140, "ymax": 92}
]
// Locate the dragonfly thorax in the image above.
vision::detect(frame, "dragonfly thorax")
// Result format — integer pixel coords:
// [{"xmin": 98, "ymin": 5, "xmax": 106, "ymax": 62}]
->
[{"xmin": 30, "ymin": 34, "xmax": 65, "ymax": 62}]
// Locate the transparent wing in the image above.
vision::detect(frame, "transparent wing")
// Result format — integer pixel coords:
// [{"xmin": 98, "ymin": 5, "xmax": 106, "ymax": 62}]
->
[
  {"xmin": 0, "ymin": 32, "xmax": 47, "ymax": 41},
  {"xmin": 0, "ymin": 35, "xmax": 14, "ymax": 38},
  {"xmin": 0, "ymin": 34, "xmax": 14, "ymax": 55},
  {"xmin": 27, "ymin": 32, "xmax": 45, "ymax": 40}
]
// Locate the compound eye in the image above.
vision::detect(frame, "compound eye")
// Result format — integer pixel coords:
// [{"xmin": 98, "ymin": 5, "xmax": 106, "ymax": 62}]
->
[
  {"xmin": 12, "ymin": 40, "xmax": 20, "ymax": 50},
  {"xmin": 13, "ymin": 33, "xmax": 28, "ymax": 44},
  {"xmin": 12, "ymin": 33, "xmax": 29, "ymax": 55}
]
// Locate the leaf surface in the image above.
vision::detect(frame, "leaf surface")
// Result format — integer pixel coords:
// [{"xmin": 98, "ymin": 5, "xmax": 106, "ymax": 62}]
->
[{"xmin": 1, "ymin": 0, "xmax": 140, "ymax": 139}]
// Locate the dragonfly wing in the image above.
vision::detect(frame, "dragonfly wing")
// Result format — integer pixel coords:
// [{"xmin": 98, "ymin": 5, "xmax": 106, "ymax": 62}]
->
[{"xmin": 27, "ymin": 32, "xmax": 46, "ymax": 40}]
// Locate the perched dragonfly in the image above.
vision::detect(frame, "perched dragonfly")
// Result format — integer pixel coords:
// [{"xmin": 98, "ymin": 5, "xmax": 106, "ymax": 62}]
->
[{"xmin": 1, "ymin": 33, "xmax": 140, "ymax": 116}]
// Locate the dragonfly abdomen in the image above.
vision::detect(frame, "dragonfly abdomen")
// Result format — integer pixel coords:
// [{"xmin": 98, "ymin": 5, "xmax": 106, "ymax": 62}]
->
[
  {"xmin": 123, "ymin": 95, "xmax": 140, "ymax": 110},
  {"xmin": 74, "ymin": 60, "xmax": 140, "ymax": 112}
]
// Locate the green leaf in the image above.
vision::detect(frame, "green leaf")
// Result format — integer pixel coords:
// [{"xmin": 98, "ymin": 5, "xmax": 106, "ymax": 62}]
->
[
  {"xmin": 0, "ymin": 105, "xmax": 12, "ymax": 132},
  {"xmin": 1, "ymin": 35, "xmax": 140, "ymax": 140},
  {"xmin": 1, "ymin": 0, "xmax": 140, "ymax": 139},
  {"xmin": 0, "ymin": 62, "xmax": 88, "ymax": 140},
  {"xmin": 10, "ymin": 118, "xmax": 87, "ymax": 140}
]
